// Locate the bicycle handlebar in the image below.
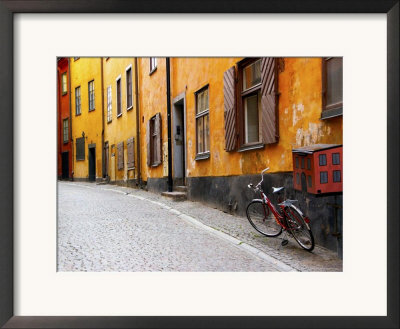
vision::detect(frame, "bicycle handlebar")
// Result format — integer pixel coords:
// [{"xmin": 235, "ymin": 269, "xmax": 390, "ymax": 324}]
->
[{"xmin": 261, "ymin": 167, "xmax": 269, "ymax": 175}]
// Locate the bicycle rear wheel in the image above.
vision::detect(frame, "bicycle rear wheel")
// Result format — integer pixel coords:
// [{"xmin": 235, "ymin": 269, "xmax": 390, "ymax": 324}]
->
[
  {"xmin": 246, "ymin": 200, "xmax": 282, "ymax": 237},
  {"xmin": 284, "ymin": 206, "xmax": 314, "ymax": 251}
]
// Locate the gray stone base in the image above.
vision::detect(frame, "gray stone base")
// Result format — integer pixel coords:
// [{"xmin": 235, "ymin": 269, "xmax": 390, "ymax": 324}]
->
[
  {"xmin": 109, "ymin": 179, "xmax": 139, "ymax": 189},
  {"xmin": 187, "ymin": 173, "xmax": 342, "ymax": 257},
  {"xmin": 146, "ymin": 177, "xmax": 168, "ymax": 193}
]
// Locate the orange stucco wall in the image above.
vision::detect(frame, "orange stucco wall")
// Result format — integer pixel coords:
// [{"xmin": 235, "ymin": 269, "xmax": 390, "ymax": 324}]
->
[{"xmin": 170, "ymin": 57, "xmax": 342, "ymax": 178}]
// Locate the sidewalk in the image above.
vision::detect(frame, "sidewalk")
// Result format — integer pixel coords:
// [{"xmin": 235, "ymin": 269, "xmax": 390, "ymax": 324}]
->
[{"xmin": 90, "ymin": 182, "xmax": 343, "ymax": 272}]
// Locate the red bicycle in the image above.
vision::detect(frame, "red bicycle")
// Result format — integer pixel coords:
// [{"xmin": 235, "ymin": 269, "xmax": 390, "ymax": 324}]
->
[{"xmin": 246, "ymin": 168, "xmax": 314, "ymax": 251}]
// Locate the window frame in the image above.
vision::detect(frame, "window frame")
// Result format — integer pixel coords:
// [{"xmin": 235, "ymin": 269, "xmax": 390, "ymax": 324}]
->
[
  {"xmin": 150, "ymin": 116, "xmax": 158, "ymax": 166},
  {"xmin": 107, "ymin": 85, "xmax": 112, "ymax": 123},
  {"xmin": 149, "ymin": 57, "xmax": 157, "ymax": 75},
  {"xmin": 75, "ymin": 137, "xmax": 85, "ymax": 161},
  {"xmin": 237, "ymin": 58, "xmax": 263, "ymax": 149},
  {"xmin": 126, "ymin": 65, "xmax": 133, "ymax": 110},
  {"xmin": 62, "ymin": 118, "xmax": 69, "ymax": 143},
  {"xmin": 75, "ymin": 86, "xmax": 81, "ymax": 116},
  {"xmin": 321, "ymin": 57, "xmax": 343, "ymax": 119},
  {"xmin": 88, "ymin": 80, "xmax": 95, "ymax": 112},
  {"xmin": 195, "ymin": 85, "xmax": 210, "ymax": 160},
  {"xmin": 116, "ymin": 75, "xmax": 122, "ymax": 118},
  {"xmin": 61, "ymin": 72, "xmax": 67, "ymax": 95}
]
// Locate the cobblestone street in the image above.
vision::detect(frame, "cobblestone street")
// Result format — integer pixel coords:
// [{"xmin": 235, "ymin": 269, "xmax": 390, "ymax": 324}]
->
[{"xmin": 58, "ymin": 182, "xmax": 342, "ymax": 272}]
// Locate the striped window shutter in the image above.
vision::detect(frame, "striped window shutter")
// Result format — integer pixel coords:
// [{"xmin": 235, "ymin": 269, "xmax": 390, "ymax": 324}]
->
[
  {"xmin": 260, "ymin": 57, "xmax": 279, "ymax": 144},
  {"xmin": 223, "ymin": 66, "xmax": 237, "ymax": 151},
  {"xmin": 127, "ymin": 137, "xmax": 135, "ymax": 168},
  {"xmin": 154, "ymin": 113, "xmax": 162, "ymax": 165},
  {"xmin": 146, "ymin": 120, "xmax": 151, "ymax": 166},
  {"xmin": 117, "ymin": 141, "xmax": 124, "ymax": 170}
]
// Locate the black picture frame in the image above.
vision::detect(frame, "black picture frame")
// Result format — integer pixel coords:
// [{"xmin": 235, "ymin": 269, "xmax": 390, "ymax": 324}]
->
[{"xmin": 0, "ymin": 1, "xmax": 398, "ymax": 328}]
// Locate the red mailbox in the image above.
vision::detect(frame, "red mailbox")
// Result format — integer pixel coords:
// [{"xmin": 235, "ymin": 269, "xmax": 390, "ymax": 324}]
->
[{"xmin": 292, "ymin": 144, "xmax": 342, "ymax": 194}]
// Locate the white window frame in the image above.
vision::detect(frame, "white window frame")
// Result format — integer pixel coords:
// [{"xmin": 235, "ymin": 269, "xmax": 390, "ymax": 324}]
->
[
  {"xmin": 149, "ymin": 57, "xmax": 157, "ymax": 74},
  {"xmin": 125, "ymin": 64, "xmax": 133, "ymax": 111},
  {"xmin": 195, "ymin": 86, "xmax": 210, "ymax": 156},
  {"xmin": 116, "ymin": 75, "xmax": 122, "ymax": 118},
  {"xmin": 107, "ymin": 85, "xmax": 112, "ymax": 123}
]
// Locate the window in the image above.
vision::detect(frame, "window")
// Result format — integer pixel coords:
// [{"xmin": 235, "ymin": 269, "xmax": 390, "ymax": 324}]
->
[
  {"xmin": 116, "ymin": 77, "xmax": 122, "ymax": 117},
  {"xmin": 88, "ymin": 80, "xmax": 95, "ymax": 111},
  {"xmin": 242, "ymin": 59, "xmax": 261, "ymax": 144},
  {"xmin": 195, "ymin": 86, "xmax": 210, "ymax": 158},
  {"xmin": 307, "ymin": 158, "xmax": 311, "ymax": 170},
  {"xmin": 76, "ymin": 137, "xmax": 85, "ymax": 161},
  {"xmin": 63, "ymin": 119, "xmax": 68, "ymax": 143},
  {"xmin": 322, "ymin": 57, "xmax": 343, "ymax": 119},
  {"xmin": 75, "ymin": 86, "xmax": 81, "ymax": 115},
  {"xmin": 307, "ymin": 175, "xmax": 312, "ymax": 187},
  {"xmin": 319, "ymin": 154, "xmax": 327, "ymax": 166},
  {"xmin": 295, "ymin": 157, "xmax": 299, "ymax": 168},
  {"xmin": 147, "ymin": 113, "xmax": 162, "ymax": 166},
  {"xmin": 333, "ymin": 170, "xmax": 341, "ymax": 182},
  {"xmin": 301, "ymin": 157, "xmax": 305, "ymax": 169},
  {"xmin": 320, "ymin": 171, "xmax": 328, "ymax": 184},
  {"xmin": 332, "ymin": 153, "xmax": 340, "ymax": 165},
  {"xmin": 223, "ymin": 58, "xmax": 278, "ymax": 152},
  {"xmin": 126, "ymin": 66, "xmax": 133, "ymax": 109},
  {"xmin": 107, "ymin": 86, "xmax": 112, "ymax": 122},
  {"xmin": 61, "ymin": 72, "xmax": 67, "ymax": 95},
  {"xmin": 150, "ymin": 57, "xmax": 157, "ymax": 74}
]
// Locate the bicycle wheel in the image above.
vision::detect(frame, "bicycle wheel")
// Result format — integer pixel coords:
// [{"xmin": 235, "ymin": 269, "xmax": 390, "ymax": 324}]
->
[
  {"xmin": 246, "ymin": 200, "xmax": 282, "ymax": 237},
  {"xmin": 284, "ymin": 206, "xmax": 314, "ymax": 251}
]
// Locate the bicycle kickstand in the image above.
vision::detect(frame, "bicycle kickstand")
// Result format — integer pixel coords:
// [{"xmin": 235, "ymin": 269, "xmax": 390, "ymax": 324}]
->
[{"xmin": 278, "ymin": 231, "xmax": 289, "ymax": 250}]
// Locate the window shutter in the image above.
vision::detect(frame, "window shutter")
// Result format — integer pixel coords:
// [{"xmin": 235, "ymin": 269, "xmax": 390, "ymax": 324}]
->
[
  {"xmin": 223, "ymin": 66, "xmax": 237, "ymax": 151},
  {"xmin": 117, "ymin": 141, "xmax": 124, "ymax": 170},
  {"xmin": 155, "ymin": 113, "xmax": 162, "ymax": 165},
  {"xmin": 261, "ymin": 57, "xmax": 279, "ymax": 144},
  {"xmin": 127, "ymin": 137, "xmax": 134, "ymax": 168},
  {"xmin": 146, "ymin": 120, "xmax": 151, "ymax": 166}
]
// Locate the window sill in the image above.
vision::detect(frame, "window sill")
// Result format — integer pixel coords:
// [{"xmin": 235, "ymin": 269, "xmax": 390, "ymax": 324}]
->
[
  {"xmin": 107, "ymin": 120, "xmax": 112, "ymax": 124},
  {"xmin": 63, "ymin": 141, "xmax": 69, "ymax": 144},
  {"xmin": 149, "ymin": 67, "xmax": 157, "ymax": 76},
  {"xmin": 127, "ymin": 106, "xmax": 133, "ymax": 111},
  {"xmin": 76, "ymin": 158, "xmax": 85, "ymax": 161},
  {"xmin": 89, "ymin": 109, "xmax": 95, "ymax": 112},
  {"xmin": 117, "ymin": 113, "xmax": 122, "ymax": 118},
  {"xmin": 238, "ymin": 143, "xmax": 265, "ymax": 153},
  {"xmin": 320, "ymin": 107, "xmax": 343, "ymax": 120},
  {"xmin": 62, "ymin": 92, "xmax": 68, "ymax": 96},
  {"xmin": 127, "ymin": 166, "xmax": 135, "ymax": 171},
  {"xmin": 195, "ymin": 152, "xmax": 210, "ymax": 161},
  {"xmin": 75, "ymin": 113, "xmax": 81, "ymax": 117},
  {"xmin": 151, "ymin": 162, "xmax": 161, "ymax": 167}
]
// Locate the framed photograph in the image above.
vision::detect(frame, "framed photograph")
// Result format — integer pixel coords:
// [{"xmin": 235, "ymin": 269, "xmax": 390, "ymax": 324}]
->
[{"xmin": 1, "ymin": 1, "xmax": 398, "ymax": 328}]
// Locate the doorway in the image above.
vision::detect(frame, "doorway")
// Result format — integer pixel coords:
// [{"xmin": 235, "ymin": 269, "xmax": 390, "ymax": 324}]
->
[
  {"xmin": 88, "ymin": 145, "xmax": 96, "ymax": 182},
  {"xmin": 61, "ymin": 151, "xmax": 69, "ymax": 179},
  {"xmin": 173, "ymin": 96, "xmax": 186, "ymax": 186}
]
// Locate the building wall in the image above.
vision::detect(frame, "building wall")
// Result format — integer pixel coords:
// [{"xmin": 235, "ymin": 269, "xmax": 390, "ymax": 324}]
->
[
  {"xmin": 138, "ymin": 57, "xmax": 168, "ymax": 186},
  {"xmin": 171, "ymin": 57, "xmax": 342, "ymax": 178},
  {"xmin": 70, "ymin": 57, "xmax": 103, "ymax": 180},
  {"xmin": 103, "ymin": 58, "xmax": 138, "ymax": 184},
  {"xmin": 57, "ymin": 57, "xmax": 72, "ymax": 179}
]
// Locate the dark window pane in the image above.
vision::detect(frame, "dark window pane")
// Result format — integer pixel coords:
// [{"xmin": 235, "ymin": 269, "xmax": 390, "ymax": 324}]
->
[
  {"xmin": 295, "ymin": 157, "xmax": 299, "ymax": 168},
  {"xmin": 326, "ymin": 57, "xmax": 343, "ymax": 107},
  {"xmin": 320, "ymin": 171, "xmax": 328, "ymax": 184},
  {"xmin": 301, "ymin": 157, "xmax": 305, "ymax": 169},
  {"xmin": 307, "ymin": 158, "xmax": 311, "ymax": 170},
  {"xmin": 332, "ymin": 153, "xmax": 340, "ymax": 165},
  {"xmin": 333, "ymin": 170, "xmax": 341, "ymax": 182},
  {"xmin": 319, "ymin": 154, "xmax": 327, "ymax": 166},
  {"xmin": 308, "ymin": 175, "xmax": 312, "ymax": 187},
  {"xmin": 117, "ymin": 79, "xmax": 121, "ymax": 115},
  {"xmin": 296, "ymin": 173, "xmax": 300, "ymax": 184}
]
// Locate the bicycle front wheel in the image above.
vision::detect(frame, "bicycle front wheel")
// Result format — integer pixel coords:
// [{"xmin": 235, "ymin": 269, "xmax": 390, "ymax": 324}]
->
[
  {"xmin": 285, "ymin": 206, "xmax": 314, "ymax": 251},
  {"xmin": 246, "ymin": 200, "xmax": 282, "ymax": 237}
]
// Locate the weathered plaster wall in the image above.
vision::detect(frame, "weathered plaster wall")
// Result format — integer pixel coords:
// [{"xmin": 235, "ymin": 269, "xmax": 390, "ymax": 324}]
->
[
  {"xmin": 138, "ymin": 58, "xmax": 167, "ymax": 182},
  {"xmin": 171, "ymin": 57, "xmax": 343, "ymax": 178},
  {"xmin": 70, "ymin": 58, "xmax": 103, "ymax": 179},
  {"xmin": 103, "ymin": 57, "xmax": 137, "ymax": 182}
]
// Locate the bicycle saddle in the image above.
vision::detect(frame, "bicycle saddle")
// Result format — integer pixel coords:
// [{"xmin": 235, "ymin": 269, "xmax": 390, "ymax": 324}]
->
[{"xmin": 272, "ymin": 186, "xmax": 285, "ymax": 194}]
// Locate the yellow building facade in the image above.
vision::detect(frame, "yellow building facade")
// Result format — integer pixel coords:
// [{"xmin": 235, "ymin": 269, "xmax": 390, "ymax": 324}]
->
[
  {"xmin": 70, "ymin": 57, "xmax": 103, "ymax": 181},
  {"xmin": 102, "ymin": 57, "xmax": 138, "ymax": 186}
]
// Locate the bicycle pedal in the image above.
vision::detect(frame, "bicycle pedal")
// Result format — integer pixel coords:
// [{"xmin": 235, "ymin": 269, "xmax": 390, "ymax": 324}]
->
[{"xmin": 281, "ymin": 239, "xmax": 288, "ymax": 246}]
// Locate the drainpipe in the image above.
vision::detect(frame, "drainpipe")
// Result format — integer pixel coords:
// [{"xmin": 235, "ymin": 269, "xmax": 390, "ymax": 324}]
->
[
  {"xmin": 134, "ymin": 58, "xmax": 141, "ymax": 187},
  {"xmin": 101, "ymin": 58, "xmax": 105, "ymax": 179},
  {"xmin": 166, "ymin": 57, "xmax": 173, "ymax": 192},
  {"xmin": 68, "ymin": 58, "xmax": 73, "ymax": 180}
]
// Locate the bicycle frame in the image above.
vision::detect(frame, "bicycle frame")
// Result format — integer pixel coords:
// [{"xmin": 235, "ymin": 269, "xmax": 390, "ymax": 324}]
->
[{"xmin": 257, "ymin": 189, "xmax": 289, "ymax": 230}]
